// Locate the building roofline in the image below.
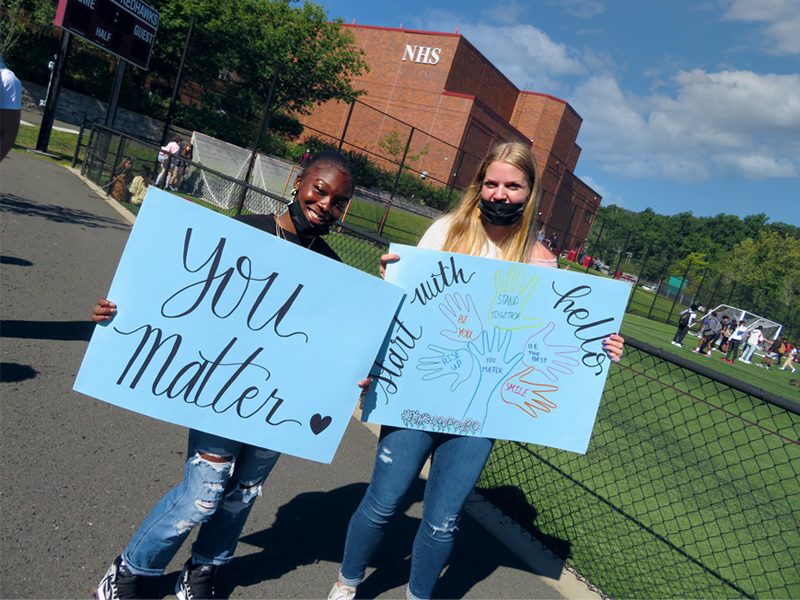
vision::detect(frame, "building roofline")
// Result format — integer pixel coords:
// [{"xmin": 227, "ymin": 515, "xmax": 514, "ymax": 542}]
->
[
  {"xmin": 341, "ymin": 22, "xmax": 461, "ymax": 38},
  {"xmin": 518, "ymin": 90, "xmax": 582, "ymax": 122}
]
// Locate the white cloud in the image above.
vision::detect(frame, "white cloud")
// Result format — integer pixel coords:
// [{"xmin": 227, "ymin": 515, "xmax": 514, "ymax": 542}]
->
[
  {"xmin": 413, "ymin": 6, "xmax": 800, "ymax": 184},
  {"xmin": 416, "ymin": 11, "xmax": 586, "ymax": 93},
  {"xmin": 721, "ymin": 0, "xmax": 800, "ymax": 55},
  {"xmin": 571, "ymin": 70, "xmax": 800, "ymax": 181},
  {"xmin": 548, "ymin": 0, "xmax": 607, "ymax": 19},
  {"xmin": 480, "ymin": 1, "xmax": 526, "ymax": 25}
]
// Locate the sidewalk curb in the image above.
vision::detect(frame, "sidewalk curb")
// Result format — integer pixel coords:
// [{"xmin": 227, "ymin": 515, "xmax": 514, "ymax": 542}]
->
[
  {"xmin": 67, "ymin": 167, "xmax": 136, "ymax": 226},
  {"xmin": 66, "ymin": 164, "xmax": 599, "ymax": 599}
]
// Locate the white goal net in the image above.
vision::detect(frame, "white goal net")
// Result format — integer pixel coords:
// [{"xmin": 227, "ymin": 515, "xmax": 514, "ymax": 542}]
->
[
  {"xmin": 187, "ymin": 132, "xmax": 292, "ymax": 216},
  {"xmin": 696, "ymin": 304, "xmax": 782, "ymax": 348}
]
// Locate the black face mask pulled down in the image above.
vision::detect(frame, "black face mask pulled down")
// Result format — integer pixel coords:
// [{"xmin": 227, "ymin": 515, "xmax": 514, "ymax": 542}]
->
[
  {"xmin": 478, "ymin": 199, "xmax": 525, "ymax": 227},
  {"xmin": 288, "ymin": 196, "xmax": 330, "ymax": 237}
]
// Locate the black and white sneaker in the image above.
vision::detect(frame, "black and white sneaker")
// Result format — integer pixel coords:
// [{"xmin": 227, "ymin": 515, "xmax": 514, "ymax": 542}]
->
[
  {"xmin": 175, "ymin": 559, "xmax": 217, "ymax": 600},
  {"xmin": 95, "ymin": 555, "xmax": 140, "ymax": 600}
]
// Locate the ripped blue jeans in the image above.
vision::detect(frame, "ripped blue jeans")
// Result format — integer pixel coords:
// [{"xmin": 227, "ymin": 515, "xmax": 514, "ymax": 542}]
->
[
  {"xmin": 122, "ymin": 429, "xmax": 280, "ymax": 576},
  {"xmin": 339, "ymin": 426, "xmax": 494, "ymax": 599}
]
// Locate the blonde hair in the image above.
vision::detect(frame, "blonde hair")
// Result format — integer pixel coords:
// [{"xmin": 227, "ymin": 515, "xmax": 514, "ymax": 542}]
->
[{"xmin": 442, "ymin": 142, "xmax": 542, "ymax": 262}]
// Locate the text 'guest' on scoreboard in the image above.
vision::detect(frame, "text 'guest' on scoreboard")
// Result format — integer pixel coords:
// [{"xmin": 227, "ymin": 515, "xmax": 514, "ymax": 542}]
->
[{"xmin": 54, "ymin": 0, "xmax": 159, "ymax": 70}]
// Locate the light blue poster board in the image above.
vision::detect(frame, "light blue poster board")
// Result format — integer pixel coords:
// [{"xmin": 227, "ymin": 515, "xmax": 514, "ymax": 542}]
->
[
  {"xmin": 74, "ymin": 189, "xmax": 405, "ymax": 463},
  {"xmin": 362, "ymin": 244, "xmax": 631, "ymax": 454}
]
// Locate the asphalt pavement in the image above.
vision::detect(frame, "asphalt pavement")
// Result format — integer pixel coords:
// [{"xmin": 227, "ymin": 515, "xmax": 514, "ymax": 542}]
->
[{"xmin": 0, "ymin": 149, "xmax": 592, "ymax": 599}]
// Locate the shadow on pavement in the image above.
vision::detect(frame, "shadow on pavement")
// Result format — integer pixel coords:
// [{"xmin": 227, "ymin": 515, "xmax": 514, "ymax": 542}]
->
[
  {"xmin": 1, "ymin": 319, "xmax": 94, "ymax": 341},
  {"xmin": 0, "ymin": 255, "xmax": 33, "ymax": 266},
  {"xmin": 0, "ymin": 193, "xmax": 130, "ymax": 230},
  {"xmin": 215, "ymin": 479, "xmax": 549, "ymax": 599},
  {"xmin": 0, "ymin": 362, "xmax": 39, "ymax": 383}
]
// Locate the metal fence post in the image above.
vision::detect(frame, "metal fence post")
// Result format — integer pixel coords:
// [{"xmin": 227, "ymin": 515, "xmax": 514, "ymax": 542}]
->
[
  {"xmin": 585, "ymin": 218, "xmax": 606, "ymax": 273},
  {"xmin": 665, "ymin": 258, "xmax": 695, "ymax": 323},
  {"xmin": 378, "ymin": 127, "xmax": 414, "ymax": 236},
  {"xmin": 337, "ymin": 100, "xmax": 355, "ymax": 151},
  {"xmin": 71, "ymin": 114, "xmax": 90, "ymax": 168},
  {"xmin": 80, "ymin": 123, "xmax": 98, "ymax": 176},
  {"xmin": 611, "ymin": 230, "xmax": 632, "ymax": 278},
  {"xmin": 625, "ymin": 241, "xmax": 653, "ymax": 313},
  {"xmin": 691, "ymin": 267, "xmax": 710, "ymax": 307}
]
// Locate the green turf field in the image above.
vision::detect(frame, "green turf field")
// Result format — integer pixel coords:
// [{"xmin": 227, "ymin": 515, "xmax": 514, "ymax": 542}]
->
[{"xmin": 620, "ymin": 312, "xmax": 800, "ymax": 401}]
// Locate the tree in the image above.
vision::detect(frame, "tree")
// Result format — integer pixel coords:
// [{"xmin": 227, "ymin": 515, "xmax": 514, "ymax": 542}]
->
[
  {"xmin": 1, "ymin": 0, "xmax": 54, "ymax": 56},
  {"xmin": 144, "ymin": 0, "xmax": 368, "ymax": 142},
  {"xmin": 377, "ymin": 127, "xmax": 430, "ymax": 166}
]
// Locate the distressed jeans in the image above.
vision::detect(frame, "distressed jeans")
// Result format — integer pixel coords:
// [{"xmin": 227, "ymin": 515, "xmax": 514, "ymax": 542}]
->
[
  {"xmin": 339, "ymin": 426, "xmax": 494, "ymax": 599},
  {"xmin": 122, "ymin": 429, "xmax": 280, "ymax": 576}
]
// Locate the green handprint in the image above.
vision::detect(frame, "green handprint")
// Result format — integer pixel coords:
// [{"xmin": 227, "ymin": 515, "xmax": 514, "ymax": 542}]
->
[
  {"xmin": 487, "ymin": 266, "xmax": 543, "ymax": 331},
  {"xmin": 417, "ymin": 345, "xmax": 475, "ymax": 392}
]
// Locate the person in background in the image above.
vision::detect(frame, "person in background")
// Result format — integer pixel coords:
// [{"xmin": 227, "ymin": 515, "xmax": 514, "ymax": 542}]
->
[
  {"xmin": 168, "ymin": 141, "xmax": 194, "ymax": 191},
  {"xmin": 780, "ymin": 344, "xmax": 798, "ymax": 373},
  {"xmin": 0, "ymin": 54, "xmax": 22, "ymax": 161},
  {"xmin": 156, "ymin": 136, "xmax": 182, "ymax": 187},
  {"xmin": 300, "ymin": 148, "xmax": 312, "ymax": 166},
  {"xmin": 693, "ymin": 313, "xmax": 725, "ymax": 357},
  {"xmin": 108, "ymin": 158, "xmax": 133, "ymax": 203},
  {"xmin": 327, "ymin": 142, "xmax": 625, "ymax": 600},
  {"xmin": 715, "ymin": 318, "xmax": 736, "ymax": 352},
  {"xmin": 739, "ymin": 326, "xmax": 764, "ymax": 364},
  {"xmin": 722, "ymin": 320, "xmax": 748, "ymax": 364},
  {"xmin": 128, "ymin": 166, "xmax": 152, "ymax": 206},
  {"xmin": 94, "ymin": 150, "xmax": 356, "ymax": 600},
  {"xmin": 671, "ymin": 303, "xmax": 698, "ymax": 347}
]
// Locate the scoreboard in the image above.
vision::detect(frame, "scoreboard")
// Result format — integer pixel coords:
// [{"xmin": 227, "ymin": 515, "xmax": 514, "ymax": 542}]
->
[{"xmin": 54, "ymin": 0, "xmax": 159, "ymax": 70}]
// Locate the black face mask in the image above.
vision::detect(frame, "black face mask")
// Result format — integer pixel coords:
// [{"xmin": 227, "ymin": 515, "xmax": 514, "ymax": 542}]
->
[
  {"xmin": 479, "ymin": 200, "xmax": 525, "ymax": 226},
  {"xmin": 288, "ymin": 194, "xmax": 330, "ymax": 237}
]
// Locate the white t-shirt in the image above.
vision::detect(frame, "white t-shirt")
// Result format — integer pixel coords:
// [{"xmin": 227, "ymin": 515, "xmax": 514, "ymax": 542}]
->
[
  {"xmin": 1, "ymin": 62, "xmax": 22, "ymax": 110},
  {"xmin": 418, "ymin": 215, "xmax": 557, "ymax": 268},
  {"xmin": 730, "ymin": 325, "xmax": 748, "ymax": 341},
  {"xmin": 747, "ymin": 329, "xmax": 763, "ymax": 346}
]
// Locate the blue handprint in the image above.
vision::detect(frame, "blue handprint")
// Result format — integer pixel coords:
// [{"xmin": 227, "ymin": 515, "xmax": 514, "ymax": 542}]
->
[
  {"xmin": 417, "ymin": 345, "xmax": 475, "ymax": 392},
  {"xmin": 462, "ymin": 327, "xmax": 523, "ymax": 430}
]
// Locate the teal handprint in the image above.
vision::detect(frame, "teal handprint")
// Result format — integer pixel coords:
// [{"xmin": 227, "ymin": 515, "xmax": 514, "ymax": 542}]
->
[
  {"xmin": 417, "ymin": 345, "xmax": 475, "ymax": 392},
  {"xmin": 488, "ymin": 266, "xmax": 543, "ymax": 331},
  {"xmin": 462, "ymin": 327, "xmax": 523, "ymax": 429}
]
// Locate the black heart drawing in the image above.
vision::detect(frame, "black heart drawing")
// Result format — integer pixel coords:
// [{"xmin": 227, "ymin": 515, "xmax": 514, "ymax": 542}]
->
[{"xmin": 310, "ymin": 413, "xmax": 332, "ymax": 435}]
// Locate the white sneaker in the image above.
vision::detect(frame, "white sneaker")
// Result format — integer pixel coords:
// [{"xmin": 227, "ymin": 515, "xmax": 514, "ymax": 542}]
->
[{"xmin": 328, "ymin": 582, "xmax": 357, "ymax": 600}]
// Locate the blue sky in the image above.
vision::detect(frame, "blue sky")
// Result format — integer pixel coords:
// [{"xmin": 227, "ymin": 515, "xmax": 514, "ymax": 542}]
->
[{"xmin": 319, "ymin": 0, "xmax": 800, "ymax": 226}]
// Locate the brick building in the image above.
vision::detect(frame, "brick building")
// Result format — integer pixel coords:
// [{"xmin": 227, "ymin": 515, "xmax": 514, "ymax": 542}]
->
[{"xmin": 302, "ymin": 24, "xmax": 601, "ymax": 251}]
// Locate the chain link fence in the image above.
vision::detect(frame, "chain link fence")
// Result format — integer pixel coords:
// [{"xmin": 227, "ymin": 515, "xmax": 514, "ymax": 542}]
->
[
  {"xmin": 80, "ymin": 124, "xmax": 389, "ymax": 274},
  {"xmin": 479, "ymin": 337, "xmax": 800, "ymax": 599}
]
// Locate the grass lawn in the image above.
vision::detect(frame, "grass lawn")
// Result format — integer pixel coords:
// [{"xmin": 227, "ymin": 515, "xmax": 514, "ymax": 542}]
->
[
  {"xmin": 342, "ymin": 198, "xmax": 432, "ymax": 246},
  {"xmin": 15, "ymin": 122, "xmax": 84, "ymax": 164}
]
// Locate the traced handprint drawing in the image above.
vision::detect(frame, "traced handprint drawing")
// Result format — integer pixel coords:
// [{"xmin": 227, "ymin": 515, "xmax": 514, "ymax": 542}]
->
[
  {"xmin": 417, "ymin": 345, "xmax": 475, "ymax": 392},
  {"xmin": 438, "ymin": 292, "xmax": 484, "ymax": 343},
  {"xmin": 500, "ymin": 365, "xmax": 559, "ymax": 419},
  {"xmin": 461, "ymin": 327, "xmax": 523, "ymax": 430},
  {"xmin": 521, "ymin": 321, "xmax": 580, "ymax": 382},
  {"xmin": 488, "ymin": 266, "xmax": 543, "ymax": 330}
]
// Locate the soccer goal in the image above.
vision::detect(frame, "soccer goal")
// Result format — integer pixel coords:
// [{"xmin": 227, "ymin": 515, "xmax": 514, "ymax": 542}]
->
[
  {"xmin": 189, "ymin": 132, "xmax": 294, "ymax": 215},
  {"xmin": 696, "ymin": 304, "xmax": 782, "ymax": 343}
]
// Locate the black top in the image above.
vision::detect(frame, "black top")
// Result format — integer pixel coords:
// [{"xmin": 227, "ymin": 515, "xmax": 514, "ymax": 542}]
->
[{"xmin": 235, "ymin": 214, "xmax": 341, "ymax": 263}]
